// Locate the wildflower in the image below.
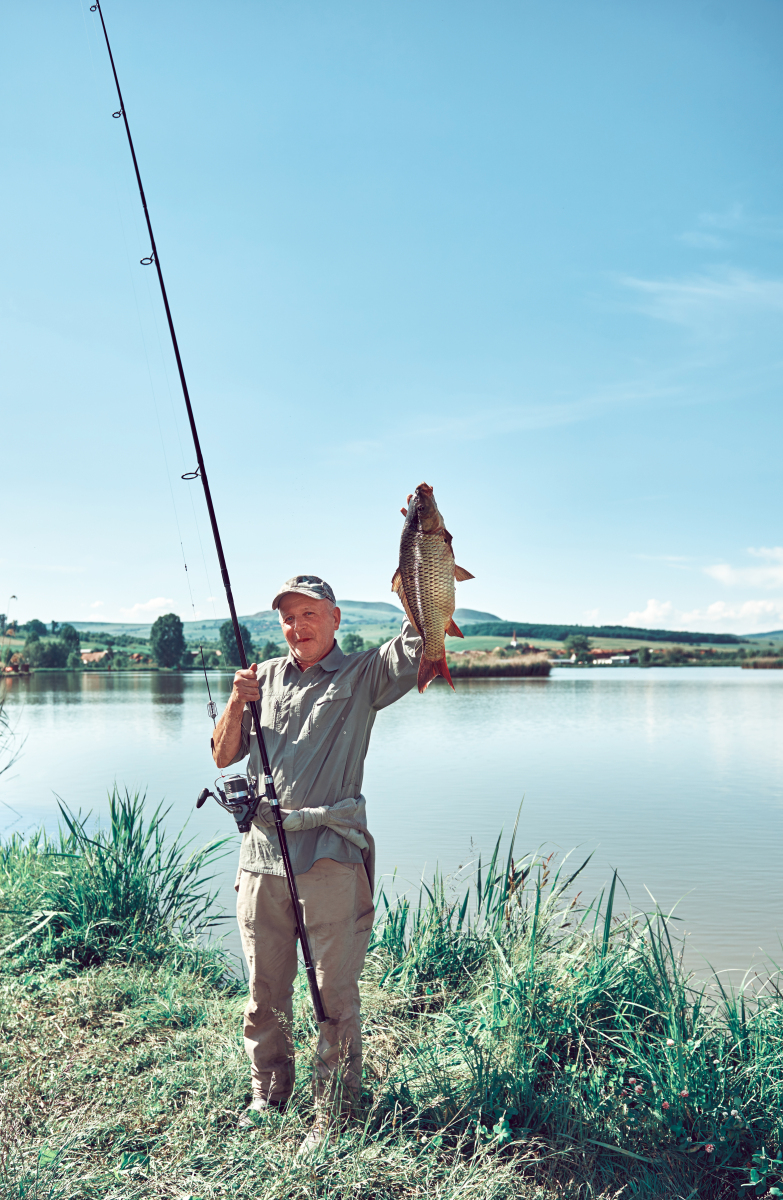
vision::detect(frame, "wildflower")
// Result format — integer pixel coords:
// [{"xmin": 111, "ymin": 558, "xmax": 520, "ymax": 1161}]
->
[
  {"xmin": 666, "ymin": 1038, "xmax": 675, "ymax": 1046},
  {"xmin": 635, "ymin": 1085, "xmax": 644, "ymax": 1094},
  {"xmin": 705, "ymin": 1144, "xmax": 715, "ymax": 1154},
  {"xmin": 628, "ymin": 1077, "xmax": 636, "ymax": 1084},
  {"xmin": 680, "ymin": 1089, "xmax": 689, "ymax": 1098},
  {"xmin": 662, "ymin": 1101, "xmax": 670, "ymax": 1111},
  {"xmin": 731, "ymin": 1109, "xmax": 738, "ymax": 1117}
]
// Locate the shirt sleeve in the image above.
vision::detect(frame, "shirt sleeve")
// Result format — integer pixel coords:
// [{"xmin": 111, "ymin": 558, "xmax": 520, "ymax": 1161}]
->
[{"xmin": 367, "ymin": 619, "xmax": 422, "ymax": 710}]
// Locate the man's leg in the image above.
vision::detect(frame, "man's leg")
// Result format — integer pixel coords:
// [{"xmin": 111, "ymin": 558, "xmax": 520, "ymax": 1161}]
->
[
  {"xmin": 236, "ymin": 869, "xmax": 299, "ymax": 1105},
  {"xmin": 296, "ymin": 859, "xmax": 375, "ymax": 1111}
]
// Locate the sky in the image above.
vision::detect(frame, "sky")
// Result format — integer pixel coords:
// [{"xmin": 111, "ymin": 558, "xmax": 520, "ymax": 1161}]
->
[{"xmin": 2, "ymin": 0, "xmax": 783, "ymax": 634}]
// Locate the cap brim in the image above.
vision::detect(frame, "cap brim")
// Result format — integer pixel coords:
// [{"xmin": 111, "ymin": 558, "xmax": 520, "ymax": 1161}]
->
[{"xmin": 271, "ymin": 587, "xmax": 325, "ymax": 611}]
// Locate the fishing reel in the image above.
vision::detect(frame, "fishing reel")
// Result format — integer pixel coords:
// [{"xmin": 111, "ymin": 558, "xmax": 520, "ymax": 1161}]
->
[{"xmin": 196, "ymin": 774, "xmax": 260, "ymax": 833}]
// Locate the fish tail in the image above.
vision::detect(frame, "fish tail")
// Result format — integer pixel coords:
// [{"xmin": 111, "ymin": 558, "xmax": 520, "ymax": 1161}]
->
[{"xmin": 417, "ymin": 652, "xmax": 455, "ymax": 693}]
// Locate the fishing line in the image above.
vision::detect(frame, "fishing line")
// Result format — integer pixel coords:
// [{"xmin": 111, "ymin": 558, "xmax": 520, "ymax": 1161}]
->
[
  {"xmin": 76, "ymin": 0, "xmax": 199, "ymax": 626},
  {"xmin": 87, "ymin": 0, "xmax": 327, "ymax": 1024}
]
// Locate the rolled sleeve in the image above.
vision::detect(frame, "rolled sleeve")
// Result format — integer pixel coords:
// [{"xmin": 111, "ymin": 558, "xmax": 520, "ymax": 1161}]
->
[{"xmin": 368, "ymin": 619, "xmax": 422, "ymax": 710}]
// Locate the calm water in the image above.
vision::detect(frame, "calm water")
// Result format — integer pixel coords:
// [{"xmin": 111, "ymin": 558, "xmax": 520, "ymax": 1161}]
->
[{"xmin": 2, "ymin": 667, "xmax": 781, "ymax": 977}]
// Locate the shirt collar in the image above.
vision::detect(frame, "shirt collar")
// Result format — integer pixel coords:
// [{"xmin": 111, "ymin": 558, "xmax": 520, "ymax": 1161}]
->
[{"xmin": 285, "ymin": 639, "xmax": 344, "ymax": 678}]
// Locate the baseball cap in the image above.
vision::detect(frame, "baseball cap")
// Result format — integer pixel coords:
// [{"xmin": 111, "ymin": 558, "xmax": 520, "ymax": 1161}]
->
[{"xmin": 271, "ymin": 575, "xmax": 336, "ymax": 611}]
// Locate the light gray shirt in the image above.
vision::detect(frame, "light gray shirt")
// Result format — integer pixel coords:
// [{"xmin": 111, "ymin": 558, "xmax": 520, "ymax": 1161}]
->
[{"xmin": 224, "ymin": 621, "xmax": 422, "ymax": 876}]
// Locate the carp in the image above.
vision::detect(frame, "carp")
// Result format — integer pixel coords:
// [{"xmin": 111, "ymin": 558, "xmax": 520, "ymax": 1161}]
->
[{"xmin": 392, "ymin": 482, "xmax": 474, "ymax": 692}]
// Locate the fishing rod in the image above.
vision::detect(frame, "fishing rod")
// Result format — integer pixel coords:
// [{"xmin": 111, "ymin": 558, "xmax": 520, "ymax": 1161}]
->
[{"xmin": 88, "ymin": 0, "xmax": 327, "ymax": 1024}]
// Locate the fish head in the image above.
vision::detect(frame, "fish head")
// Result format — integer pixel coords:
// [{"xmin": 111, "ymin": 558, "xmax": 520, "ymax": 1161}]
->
[{"xmin": 407, "ymin": 482, "xmax": 444, "ymax": 534}]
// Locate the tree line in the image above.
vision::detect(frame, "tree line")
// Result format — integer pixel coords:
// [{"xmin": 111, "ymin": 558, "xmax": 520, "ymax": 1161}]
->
[{"xmin": 1, "ymin": 613, "xmax": 284, "ymax": 671}]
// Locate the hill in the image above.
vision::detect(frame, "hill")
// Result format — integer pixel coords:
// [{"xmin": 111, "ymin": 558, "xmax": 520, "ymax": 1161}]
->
[
  {"xmin": 461, "ymin": 621, "xmax": 742, "ymax": 646},
  {"xmin": 57, "ymin": 607, "xmax": 763, "ymax": 648},
  {"xmin": 64, "ymin": 599, "xmax": 406, "ymax": 646},
  {"xmin": 454, "ymin": 607, "xmax": 502, "ymax": 623}
]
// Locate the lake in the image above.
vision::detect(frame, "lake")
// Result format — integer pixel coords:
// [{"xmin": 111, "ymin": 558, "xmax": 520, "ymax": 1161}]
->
[{"xmin": 2, "ymin": 667, "xmax": 781, "ymax": 978}]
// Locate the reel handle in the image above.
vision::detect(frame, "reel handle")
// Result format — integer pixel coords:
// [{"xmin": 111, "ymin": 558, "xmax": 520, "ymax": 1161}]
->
[{"xmin": 196, "ymin": 787, "xmax": 211, "ymax": 809}]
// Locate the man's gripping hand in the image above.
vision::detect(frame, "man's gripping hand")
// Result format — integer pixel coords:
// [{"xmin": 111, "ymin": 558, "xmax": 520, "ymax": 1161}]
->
[{"xmin": 232, "ymin": 663, "xmax": 260, "ymax": 706}]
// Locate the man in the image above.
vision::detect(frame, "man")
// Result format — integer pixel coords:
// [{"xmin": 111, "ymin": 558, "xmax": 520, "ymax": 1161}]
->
[{"xmin": 212, "ymin": 574, "xmax": 421, "ymax": 1142}]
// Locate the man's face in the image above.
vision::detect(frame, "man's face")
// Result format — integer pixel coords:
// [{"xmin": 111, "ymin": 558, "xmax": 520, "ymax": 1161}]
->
[{"xmin": 278, "ymin": 594, "xmax": 341, "ymax": 667}]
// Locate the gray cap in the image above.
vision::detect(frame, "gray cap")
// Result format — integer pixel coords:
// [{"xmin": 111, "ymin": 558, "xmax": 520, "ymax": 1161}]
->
[{"xmin": 271, "ymin": 574, "xmax": 336, "ymax": 611}]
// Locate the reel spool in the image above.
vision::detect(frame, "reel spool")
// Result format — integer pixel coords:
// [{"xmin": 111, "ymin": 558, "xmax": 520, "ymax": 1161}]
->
[{"xmin": 196, "ymin": 773, "xmax": 259, "ymax": 833}]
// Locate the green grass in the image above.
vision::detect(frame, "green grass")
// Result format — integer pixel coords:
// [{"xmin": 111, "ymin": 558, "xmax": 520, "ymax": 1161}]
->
[{"xmin": 0, "ymin": 796, "xmax": 781, "ymax": 1198}]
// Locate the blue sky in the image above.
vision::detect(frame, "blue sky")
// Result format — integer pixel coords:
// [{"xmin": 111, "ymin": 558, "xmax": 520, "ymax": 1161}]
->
[{"xmin": 3, "ymin": 0, "xmax": 783, "ymax": 633}]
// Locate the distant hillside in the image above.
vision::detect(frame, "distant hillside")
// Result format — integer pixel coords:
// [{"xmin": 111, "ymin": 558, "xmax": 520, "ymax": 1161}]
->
[
  {"xmin": 454, "ymin": 607, "xmax": 502, "ymax": 623},
  {"xmin": 65, "ymin": 599, "xmax": 405, "ymax": 644},
  {"xmin": 462, "ymin": 621, "xmax": 742, "ymax": 646}
]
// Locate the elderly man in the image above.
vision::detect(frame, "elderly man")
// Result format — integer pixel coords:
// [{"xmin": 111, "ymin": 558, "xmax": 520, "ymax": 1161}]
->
[{"xmin": 212, "ymin": 575, "xmax": 421, "ymax": 1140}]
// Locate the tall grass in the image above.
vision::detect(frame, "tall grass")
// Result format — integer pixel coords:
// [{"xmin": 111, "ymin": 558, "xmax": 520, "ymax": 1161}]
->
[
  {"xmin": 0, "ymin": 789, "xmax": 229, "ymax": 966},
  {"xmin": 0, "ymin": 799, "xmax": 781, "ymax": 1198}
]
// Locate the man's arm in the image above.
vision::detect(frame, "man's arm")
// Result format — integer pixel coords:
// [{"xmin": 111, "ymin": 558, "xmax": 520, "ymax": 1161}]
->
[
  {"xmin": 367, "ymin": 619, "xmax": 422, "ymax": 710},
  {"xmin": 212, "ymin": 664, "xmax": 260, "ymax": 768}
]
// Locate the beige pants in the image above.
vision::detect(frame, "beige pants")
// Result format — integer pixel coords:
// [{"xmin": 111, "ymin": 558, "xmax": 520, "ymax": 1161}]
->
[{"xmin": 236, "ymin": 858, "xmax": 374, "ymax": 1107}]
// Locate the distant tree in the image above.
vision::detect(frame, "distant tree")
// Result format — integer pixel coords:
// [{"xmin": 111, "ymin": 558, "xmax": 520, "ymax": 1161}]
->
[
  {"xmin": 67, "ymin": 650, "xmax": 83, "ymax": 670},
  {"xmin": 219, "ymin": 621, "xmax": 255, "ymax": 666},
  {"xmin": 59, "ymin": 624, "xmax": 80, "ymax": 654},
  {"xmin": 50, "ymin": 620, "xmax": 59, "ymax": 635},
  {"xmin": 0, "ymin": 615, "xmax": 5, "ymax": 635},
  {"xmin": 638, "ymin": 647, "xmax": 651, "ymax": 667},
  {"xmin": 341, "ymin": 632, "xmax": 365, "ymax": 654},
  {"xmin": 258, "ymin": 639, "xmax": 284, "ymax": 662},
  {"xmin": 150, "ymin": 613, "xmax": 187, "ymax": 668},
  {"xmin": 26, "ymin": 640, "xmax": 69, "ymax": 669},
  {"xmin": 563, "ymin": 633, "xmax": 591, "ymax": 661},
  {"xmin": 24, "ymin": 619, "xmax": 48, "ymax": 639}
]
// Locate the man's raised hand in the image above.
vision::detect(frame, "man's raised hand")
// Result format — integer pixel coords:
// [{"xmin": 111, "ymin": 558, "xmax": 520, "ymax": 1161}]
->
[{"xmin": 232, "ymin": 663, "xmax": 260, "ymax": 705}]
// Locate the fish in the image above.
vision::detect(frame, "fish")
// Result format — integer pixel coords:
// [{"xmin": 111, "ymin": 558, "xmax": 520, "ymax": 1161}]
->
[{"xmin": 392, "ymin": 482, "xmax": 474, "ymax": 692}]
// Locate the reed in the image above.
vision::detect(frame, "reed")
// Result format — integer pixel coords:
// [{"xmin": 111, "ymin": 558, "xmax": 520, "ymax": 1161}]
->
[
  {"xmin": 0, "ymin": 799, "xmax": 781, "ymax": 1199},
  {"xmin": 448, "ymin": 653, "xmax": 551, "ymax": 678},
  {"xmin": 0, "ymin": 789, "xmax": 229, "ymax": 967}
]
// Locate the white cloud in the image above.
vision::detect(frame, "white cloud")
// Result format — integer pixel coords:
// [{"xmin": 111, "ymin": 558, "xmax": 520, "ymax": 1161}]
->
[
  {"xmin": 625, "ymin": 599, "xmax": 674, "ymax": 626},
  {"xmin": 119, "ymin": 597, "xmax": 176, "ymax": 621},
  {"xmin": 680, "ymin": 205, "xmax": 783, "ymax": 248},
  {"xmin": 622, "ymin": 268, "xmax": 783, "ymax": 330},
  {"xmin": 704, "ymin": 547, "xmax": 783, "ymax": 589},
  {"xmin": 679, "ymin": 231, "xmax": 727, "ymax": 250},
  {"xmin": 679, "ymin": 600, "xmax": 783, "ymax": 633},
  {"xmin": 90, "ymin": 600, "xmax": 104, "ymax": 609},
  {"xmin": 622, "ymin": 595, "xmax": 783, "ymax": 634}
]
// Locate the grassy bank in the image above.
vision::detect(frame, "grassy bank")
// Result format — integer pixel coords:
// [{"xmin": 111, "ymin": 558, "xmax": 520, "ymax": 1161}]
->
[{"xmin": 1, "ymin": 797, "xmax": 782, "ymax": 1198}]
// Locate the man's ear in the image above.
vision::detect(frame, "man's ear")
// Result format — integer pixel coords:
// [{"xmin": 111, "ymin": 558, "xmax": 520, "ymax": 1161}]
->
[{"xmin": 333, "ymin": 606, "xmax": 341, "ymax": 630}]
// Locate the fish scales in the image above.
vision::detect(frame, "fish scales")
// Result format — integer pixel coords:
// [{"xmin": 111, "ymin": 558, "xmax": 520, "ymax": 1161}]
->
[
  {"xmin": 400, "ymin": 531, "xmax": 455, "ymax": 662},
  {"xmin": 392, "ymin": 482, "xmax": 474, "ymax": 693}
]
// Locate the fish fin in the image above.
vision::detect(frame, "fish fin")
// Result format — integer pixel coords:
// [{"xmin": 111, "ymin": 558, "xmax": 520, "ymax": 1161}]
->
[
  {"xmin": 418, "ymin": 652, "xmax": 455, "ymax": 693},
  {"xmin": 445, "ymin": 617, "xmax": 464, "ymax": 638},
  {"xmin": 400, "ymin": 507, "xmax": 407, "ymax": 517},
  {"xmin": 391, "ymin": 569, "xmax": 403, "ymax": 594},
  {"xmin": 454, "ymin": 565, "xmax": 474, "ymax": 581}
]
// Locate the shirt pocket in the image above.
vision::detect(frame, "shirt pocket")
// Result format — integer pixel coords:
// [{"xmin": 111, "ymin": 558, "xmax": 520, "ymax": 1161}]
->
[
  {"xmin": 307, "ymin": 681, "xmax": 353, "ymax": 739},
  {"xmin": 260, "ymin": 690, "xmax": 285, "ymax": 733}
]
